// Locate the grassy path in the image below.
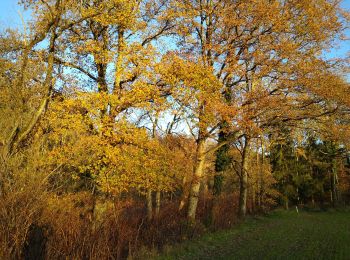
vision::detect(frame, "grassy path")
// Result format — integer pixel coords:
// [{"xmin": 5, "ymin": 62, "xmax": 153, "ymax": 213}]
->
[{"xmin": 154, "ymin": 209, "xmax": 350, "ymax": 260}]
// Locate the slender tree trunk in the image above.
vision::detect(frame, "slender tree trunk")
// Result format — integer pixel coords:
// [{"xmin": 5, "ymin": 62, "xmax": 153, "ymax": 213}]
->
[
  {"xmin": 251, "ymin": 184, "xmax": 256, "ymax": 213},
  {"xmin": 114, "ymin": 28, "xmax": 124, "ymax": 96},
  {"xmin": 238, "ymin": 174, "xmax": 248, "ymax": 217},
  {"xmin": 202, "ymin": 175, "xmax": 209, "ymax": 208},
  {"xmin": 331, "ymin": 171, "xmax": 337, "ymax": 207},
  {"xmin": 178, "ymin": 175, "xmax": 189, "ymax": 211},
  {"xmin": 8, "ymin": 11, "xmax": 60, "ymax": 155},
  {"xmin": 109, "ymin": 27, "xmax": 125, "ymax": 121},
  {"xmin": 258, "ymin": 138, "xmax": 265, "ymax": 210},
  {"xmin": 285, "ymin": 198, "xmax": 289, "ymax": 210},
  {"xmin": 155, "ymin": 190, "xmax": 160, "ymax": 217},
  {"xmin": 239, "ymin": 137, "xmax": 250, "ymax": 218},
  {"xmin": 187, "ymin": 139, "xmax": 206, "ymax": 221},
  {"xmin": 335, "ymin": 172, "xmax": 341, "ymax": 203},
  {"xmin": 146, "ymin": 189, "xmax": 153, "ymax": 221}
]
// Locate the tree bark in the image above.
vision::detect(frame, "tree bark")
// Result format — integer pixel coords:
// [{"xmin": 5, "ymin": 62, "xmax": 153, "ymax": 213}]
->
[
  {"xmin": 330, "ymin": 162, "xmax": 338, "ymax": 207},
  {"xmin": 146, "ymin": 189, "xmax": 153, "ymax": 221},
  {"xmin": 178, "ymin": 174, "xmax": 190, "ymax": 211},
  {"xmin": 285, "ymin": 198, "xmax": 289, "ymax": 210},
  {"xmin": 8, "ymin": 5, "xmax": 60, "ymax": 155},
  {"xmin": 251, "ymin": 184, "xmax": 256, "ymax": 213},
  {"xmin": 239, "ymin": 137, "xmax": 250, "ymax": 218},
  {"xmin": 114, "ymin": 28, "xmax": 125, "ymax": 96},
  {"xmin": 258, "ymin": 138, "xmax": 265, "ymax": 210},
  {"xmin": 187, "ymin": 139, "xmax": 206, "ymax": 221},
  {"xmin": 155, "ymin": 190, "xmax": 160, "ymax": 217}
]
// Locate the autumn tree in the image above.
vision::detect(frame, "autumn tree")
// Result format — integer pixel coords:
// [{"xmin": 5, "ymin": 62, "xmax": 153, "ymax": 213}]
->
[{"xmin": 157, "ymin": 0, "xmax": 349, "ymax": 220}]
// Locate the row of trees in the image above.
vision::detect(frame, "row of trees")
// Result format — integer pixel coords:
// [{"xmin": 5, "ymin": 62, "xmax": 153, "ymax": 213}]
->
[{"xmin": 0, "ymin": 0, "xmax": 349, "ymax": 258}]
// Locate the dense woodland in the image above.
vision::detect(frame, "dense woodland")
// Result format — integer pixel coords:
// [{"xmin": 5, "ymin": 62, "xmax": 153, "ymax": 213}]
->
[{"xmin": 0, "ymin": 0, "xmax": 350, "ymax": 259}]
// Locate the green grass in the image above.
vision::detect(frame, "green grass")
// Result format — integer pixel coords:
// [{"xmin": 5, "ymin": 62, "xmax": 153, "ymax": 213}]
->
[{"xmin": 153, "ymin": 209, "xmax": 350, "ymax": 260}]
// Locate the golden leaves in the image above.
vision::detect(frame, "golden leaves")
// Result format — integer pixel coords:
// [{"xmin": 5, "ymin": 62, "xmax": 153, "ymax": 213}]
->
[{"xmin": 8, "ymin": 0, "xmax": 349, "ymax": 200}]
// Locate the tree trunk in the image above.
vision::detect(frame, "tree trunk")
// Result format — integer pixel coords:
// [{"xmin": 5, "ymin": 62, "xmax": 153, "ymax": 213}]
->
[
  {"xmin": 155, "ymin": 190, "xmax": 160, "ymax": 217},
  {"xmin": 213, "ymin": 126, "xmax": 230, "ymax": 196},
  {"xmin": 202, "ymin": 175, "xmax": 209, "ymax": 208},
  {"xmin": 210, "ymin": 126, "xmax": 230, "ymax": 225},
  {"xmin": 258, "ymin": 138, "xmax": 265, "ymax": 211},
  {"xmin": 284, "ymin": 198, "xmax": 289, "ymax": 210},
  {"xmin": 114, "ymin": 28, "xmax": 124, "ymax": 96},
  {"xmin": 146, "ymin": 189, "xmax": 153, "ymax": 221},
  {"xmin": 8, "ymin": 13, "xmax": 59, "ymax": 155},
  {"xmin": 187, "ymin": 139, "xmax": 206, "ymax": 221},
  {"xmin": 178, "ymin": 175, "xmax": 189, "ymax": 211},
  {"xmin": 331, "ymin": 171, "xmax": 337, "ymax": 207},
  {"xmin": 251, "ymin": 184, "xmax": 256, "ymax": 213},
  {"xmin": 239, "ymin": 137, "xmax": 250, "ymax": 218}
]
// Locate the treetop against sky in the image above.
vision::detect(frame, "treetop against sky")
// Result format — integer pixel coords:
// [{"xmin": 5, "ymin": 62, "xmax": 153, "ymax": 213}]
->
[{"xmin": 0, "ymin": 0, "xmax": 349, "ymax": 64}]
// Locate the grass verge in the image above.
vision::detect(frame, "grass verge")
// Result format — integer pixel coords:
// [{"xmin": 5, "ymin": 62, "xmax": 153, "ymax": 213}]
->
[{"xmin": 147, "ymin": 208, "xmax": 350, "ymax": 260}]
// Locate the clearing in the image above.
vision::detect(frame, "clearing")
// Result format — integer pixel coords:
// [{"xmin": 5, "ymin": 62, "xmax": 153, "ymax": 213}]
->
[{"xmin": 154, "ymin": 209, "xmax": 350, "ymax": 260}]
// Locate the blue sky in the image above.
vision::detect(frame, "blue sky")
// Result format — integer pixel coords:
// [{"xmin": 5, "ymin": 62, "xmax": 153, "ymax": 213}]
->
[
  {"xmin": 0, "ymin": 0, "xmax": 30, "ymax": 29},
  {"xmin": 0, "ymin": 0, "xmax": 349, "ymax": 60}
]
